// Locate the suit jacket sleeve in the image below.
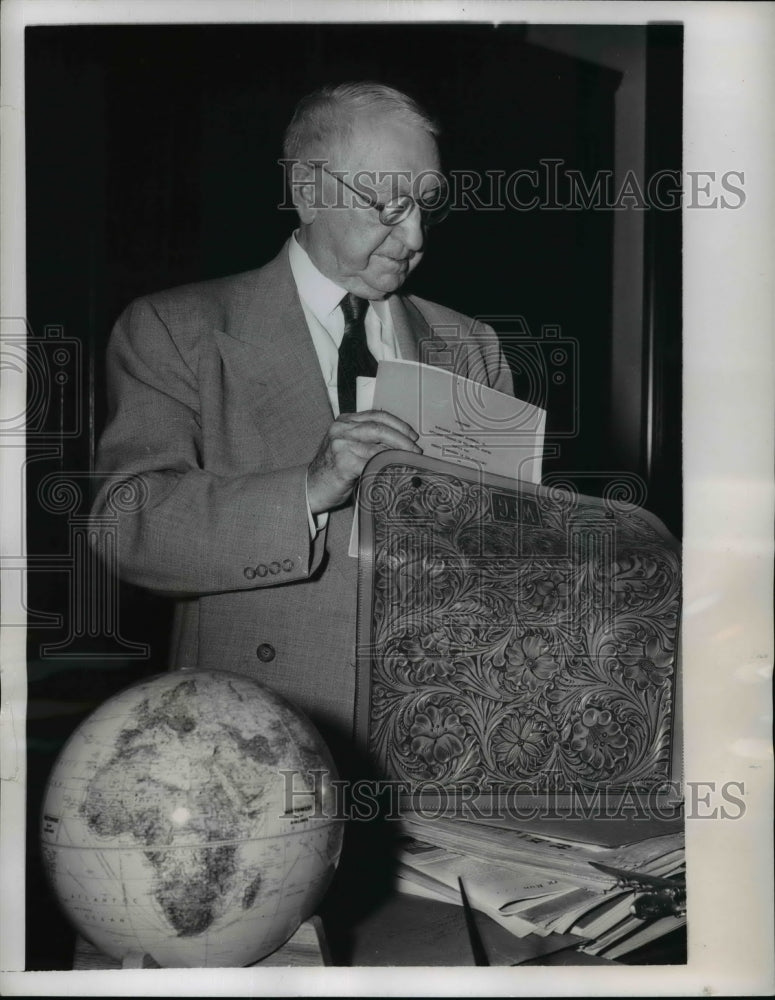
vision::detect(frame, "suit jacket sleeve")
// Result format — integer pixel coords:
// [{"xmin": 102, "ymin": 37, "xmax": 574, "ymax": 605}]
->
[{"xmin": 90, "ymin": 295, "xmax": 327, "ymax": 596}]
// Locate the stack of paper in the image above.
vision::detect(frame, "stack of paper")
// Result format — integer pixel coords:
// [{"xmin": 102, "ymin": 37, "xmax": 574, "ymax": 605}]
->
[{"xmin": 395, "ymin": 817, "xmax": 685, "ymax": 961}]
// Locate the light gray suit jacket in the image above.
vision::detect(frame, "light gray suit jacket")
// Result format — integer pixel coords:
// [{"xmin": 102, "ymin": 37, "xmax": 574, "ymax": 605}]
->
[{"xmin": 92, "ymin": 242, "xmax": 513, "ymax": 740}]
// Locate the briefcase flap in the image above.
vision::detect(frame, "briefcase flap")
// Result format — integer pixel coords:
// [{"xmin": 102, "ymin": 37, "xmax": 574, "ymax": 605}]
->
[{"xmin": 355, "ymin": 452, "xmax": 682, "ymax": 815}]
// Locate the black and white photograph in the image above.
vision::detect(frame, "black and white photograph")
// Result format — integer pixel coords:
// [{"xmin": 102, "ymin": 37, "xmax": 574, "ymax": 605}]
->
[{"xmin": 1, "ymin": 1, "xmax": 772, "ymax": 995}]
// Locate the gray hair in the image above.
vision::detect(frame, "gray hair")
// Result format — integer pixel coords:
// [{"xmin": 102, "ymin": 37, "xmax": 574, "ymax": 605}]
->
[{"xmin": 282, "ymin": 81, "xmax": 440, "ymax": 164}]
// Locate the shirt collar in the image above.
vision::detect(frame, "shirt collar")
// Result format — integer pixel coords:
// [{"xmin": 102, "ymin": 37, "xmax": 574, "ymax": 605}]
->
[{"xmin": 288, "ymin": 231, "xmax": 390, "ymax": 328}]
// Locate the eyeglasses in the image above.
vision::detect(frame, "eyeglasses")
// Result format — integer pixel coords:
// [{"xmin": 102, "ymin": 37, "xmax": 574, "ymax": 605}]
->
[{"xmin": 319, "ymin": 164, "xmax": 449, "ymax": 227}]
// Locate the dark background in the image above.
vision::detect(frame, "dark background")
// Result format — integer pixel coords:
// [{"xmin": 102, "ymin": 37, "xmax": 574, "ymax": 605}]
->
[{"xmin": 23, "ymin": 22, "xmax": 682, "ymax": 969}]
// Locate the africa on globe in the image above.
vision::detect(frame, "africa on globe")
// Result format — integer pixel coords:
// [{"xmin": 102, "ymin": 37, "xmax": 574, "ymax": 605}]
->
[{"xmin": 40, "ymin": 670, "xmax": 344, "ymax": 968}]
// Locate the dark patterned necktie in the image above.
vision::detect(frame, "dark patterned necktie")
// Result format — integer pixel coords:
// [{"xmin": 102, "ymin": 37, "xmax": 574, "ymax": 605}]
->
[{"xmin": 337, "ymin": 292, "xmax": 376, "ymax": 413}]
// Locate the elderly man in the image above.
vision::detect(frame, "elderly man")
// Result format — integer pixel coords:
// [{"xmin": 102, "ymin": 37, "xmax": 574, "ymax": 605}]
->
[{"xmin": 91, "ymin": 82, "xmax": 513, "ymax": 746}]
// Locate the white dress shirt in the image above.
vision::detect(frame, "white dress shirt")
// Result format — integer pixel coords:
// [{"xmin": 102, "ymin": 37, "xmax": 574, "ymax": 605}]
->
[
  {"xmin": 288, "ymin": 231, "xmax": 400, "ymax": 414},
  {"xmin": 287, "ymin": 232, "xmax": 401, "ymax": 533}
]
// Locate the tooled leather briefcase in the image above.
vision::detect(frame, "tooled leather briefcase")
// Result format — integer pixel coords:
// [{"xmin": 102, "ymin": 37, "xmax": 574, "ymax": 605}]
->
[{"xmin": 354, "ymin": 452, "xmax": 682, "ymax": 816}]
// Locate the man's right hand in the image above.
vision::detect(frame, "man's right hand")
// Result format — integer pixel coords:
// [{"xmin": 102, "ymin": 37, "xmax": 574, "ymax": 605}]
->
[{"xmin": 307, "ymin": 410, "xmax": 422, "ymax": 514}]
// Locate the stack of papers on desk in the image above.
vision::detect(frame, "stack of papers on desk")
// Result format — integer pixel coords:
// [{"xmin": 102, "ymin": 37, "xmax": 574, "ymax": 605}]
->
[{"xmin": 394, "ymin": 817, "xmax": 685, "ymax": 960}]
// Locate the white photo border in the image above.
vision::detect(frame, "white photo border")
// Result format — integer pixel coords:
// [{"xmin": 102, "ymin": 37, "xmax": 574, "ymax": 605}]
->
[{"xmin": 1, "ymin": 1, "xmax": 773, "ymax": 996}]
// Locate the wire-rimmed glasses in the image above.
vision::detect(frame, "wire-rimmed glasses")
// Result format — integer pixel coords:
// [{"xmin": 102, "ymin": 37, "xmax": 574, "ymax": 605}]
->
[{"xmin": 318, "ymin": 164, "xmax": 450, "ymax": 227}]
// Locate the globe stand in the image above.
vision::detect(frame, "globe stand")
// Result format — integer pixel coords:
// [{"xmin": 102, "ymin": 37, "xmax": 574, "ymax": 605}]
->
[
  {"xmin": 120, "ymin": 951, "xmax": 155, "ymax": 969},
  {"xmin": 73, "ymin": 917, "xmax": 330, "ymax": 969}
]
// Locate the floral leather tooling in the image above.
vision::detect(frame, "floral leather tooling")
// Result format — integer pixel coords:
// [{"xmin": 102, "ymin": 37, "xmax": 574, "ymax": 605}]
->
[{"xmin": 355, "ymin": 454, "xmax": 681, "ymax": 797}]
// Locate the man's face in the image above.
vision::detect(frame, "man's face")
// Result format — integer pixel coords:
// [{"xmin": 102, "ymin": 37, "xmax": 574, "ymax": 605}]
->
[{"xmin": 298, "ymin": 115, "xmax": 442, "ymax": 299}]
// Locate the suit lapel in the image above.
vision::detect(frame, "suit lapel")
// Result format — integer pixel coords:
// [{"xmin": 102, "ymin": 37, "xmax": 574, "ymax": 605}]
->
[
  {"xmin": 215, "ymin": 244, "xmax": 334, "ymax": 466},
  {"xmin": 211, "ymin": 252, "xmax": 441, "ymax": 571},
  {"xmin": 389, "ymin": 294, "xmax": 427, "ymax": 362},
  {"xmin": 217, "ymin": 254, "xmax": 437, "ymax": 468}
]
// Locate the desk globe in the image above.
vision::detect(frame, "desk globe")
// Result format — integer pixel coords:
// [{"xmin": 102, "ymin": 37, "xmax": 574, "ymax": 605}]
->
[{"xmin": 40, "ymin": 670, "xmax": 344, "ymax": 967}]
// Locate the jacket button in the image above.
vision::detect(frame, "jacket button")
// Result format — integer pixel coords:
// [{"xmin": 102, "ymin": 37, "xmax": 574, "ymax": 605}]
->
[
  {"xmin": 256, "ymin": 643, "xmax": 276, "ymax": 663},
  {"xmin": 244, "ymin": 567, "xmax": 256, "ymax": 580}
]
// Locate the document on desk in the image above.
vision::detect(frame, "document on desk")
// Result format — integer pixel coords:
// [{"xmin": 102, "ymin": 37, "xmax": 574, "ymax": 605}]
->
[
  {"xmin": 398, "ymin": 837, "xmax": 574, "ymax": 906},
  {"xmin": 395, "ymin": 822, "xmax": 686, "ymax": 956},
  {"xmin": 395, "ymin": 838, "xmax": 571, "ymax": 938},
  {"xmin": 349, "ymin": 359, "xmax": 546, "ymax": 556}
]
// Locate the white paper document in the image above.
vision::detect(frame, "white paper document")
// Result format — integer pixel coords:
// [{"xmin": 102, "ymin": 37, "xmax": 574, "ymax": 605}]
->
[
  {"xmin": 398, "ymin": 838, "xmax": 575, "ymax": 908},
  {"xmin": 349, "ymin": 359, "xmax": 546, "ymax": 556},
  {"xmin": 374, "ymin": 359, "xmax": 546, "ymax": 483}
]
